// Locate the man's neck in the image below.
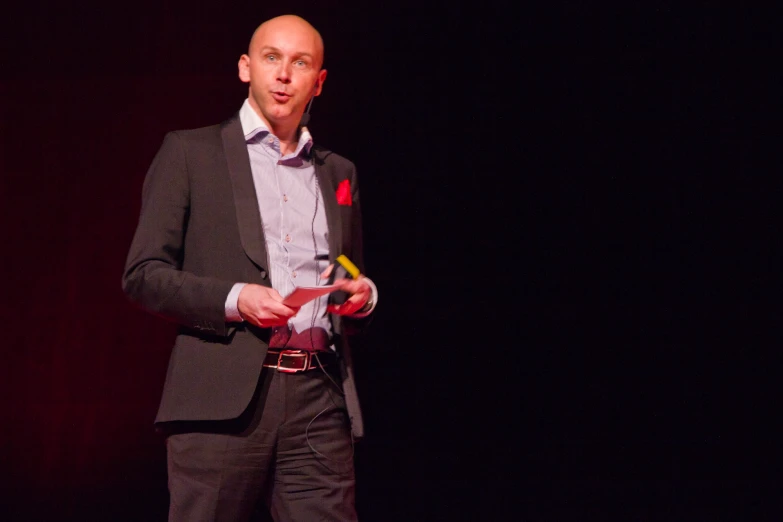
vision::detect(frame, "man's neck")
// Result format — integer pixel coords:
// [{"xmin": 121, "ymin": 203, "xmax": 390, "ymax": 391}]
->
[
  {"xmin": 248, "ymin": 99, "xmax": 301, "ymax": 156},
  {"xmin": 264, "ymin": 118, "xmax": 299, "ymax": 154},
  {"xmin": 275, "ymin": 131, "xmax": 301, "ymax": 156}
]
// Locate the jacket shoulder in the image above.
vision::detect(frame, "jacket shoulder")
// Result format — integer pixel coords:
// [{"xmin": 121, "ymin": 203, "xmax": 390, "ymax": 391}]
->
[
  {"xmin": 168, "ymin": 123, "xmax": 224, "ymax": 145},
  {"xmin": 313, "ymin": 145, "xmax": 356, "ymax": 173}
]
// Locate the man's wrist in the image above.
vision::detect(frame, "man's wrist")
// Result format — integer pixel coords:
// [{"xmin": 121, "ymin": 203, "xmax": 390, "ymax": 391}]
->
[
  {"xmin": 225, "ymin": 282, "xmax": 248, "ymax": 322},
  {"xmin": 349, "ymin": 277, "xmax": 378, "ymax": 318},
  {"xmin": 358, "ymin": 296, "xmax": 374, "ymax": 313}
]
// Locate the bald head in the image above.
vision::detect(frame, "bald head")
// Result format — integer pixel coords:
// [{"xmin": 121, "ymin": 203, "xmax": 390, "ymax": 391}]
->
[{"xmin": 249, "ymin": 15, "xmax": 325, "ymax": 69}]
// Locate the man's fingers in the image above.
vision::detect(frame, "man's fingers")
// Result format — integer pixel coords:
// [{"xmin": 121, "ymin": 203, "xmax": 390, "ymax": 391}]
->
[
  {"xmin": 266, "ymin": 288, "xmax": 285, "ymax": 302},
  {"xmin": 265, "ymin": 301, "xmax": 300, "ymax": 317},
  {"xmin": 331, "ymin": 278, "xmax": 370, "ymax": 294},
  {"xmin": 247, "ymin": 303, "xmax": 301, "ymax": 327},
  {"xmin": 327, "ymin": 304, "xmax": 349, "ymax": 315},
  {"xmin": 325, "ymin": 278, "xmax": 370, "ymax": 316},
  {"xmin": 320, "ymin": 264, "xmax": 334, "ymax": 279},
  {"xmin": 327, "ymin": 294, "xmax": 366, "ymax": 315}
]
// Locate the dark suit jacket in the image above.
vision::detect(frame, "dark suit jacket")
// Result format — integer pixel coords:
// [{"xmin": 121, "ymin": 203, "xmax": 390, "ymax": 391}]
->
[{"xmin": 122, "ymin": 114, "xmax": 367, "ymax": 438}]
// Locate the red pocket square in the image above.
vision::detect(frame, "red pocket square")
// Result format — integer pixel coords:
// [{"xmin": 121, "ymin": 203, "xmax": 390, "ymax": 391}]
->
[{"xmin": 336, "ymin": 179, "xmax": 352, "ymax": 206}]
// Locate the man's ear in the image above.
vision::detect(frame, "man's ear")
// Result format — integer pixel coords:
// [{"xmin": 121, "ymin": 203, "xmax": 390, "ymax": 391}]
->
[
  {"xmin": 238, "ymin": 54, "xmax": 251, "ymax": 83},
  {"xmin": 314, "ymin": 69, "xmax": 328, "ymax": 96}
]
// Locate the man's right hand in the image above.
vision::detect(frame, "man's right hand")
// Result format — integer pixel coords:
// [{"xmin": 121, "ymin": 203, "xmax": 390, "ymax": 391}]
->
[{"xmin": 237, "ymin": 284, "xmax": 300, "ymax": 328}]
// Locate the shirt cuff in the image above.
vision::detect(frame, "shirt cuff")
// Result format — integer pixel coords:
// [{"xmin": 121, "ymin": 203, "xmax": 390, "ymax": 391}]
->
[
  {"xmin": 225, "ymin": 282, "xmax": 247, "ymax": 323},
  {"xmin": 348, "ymin": 276, "xmax": 378, "ymax": 318}
]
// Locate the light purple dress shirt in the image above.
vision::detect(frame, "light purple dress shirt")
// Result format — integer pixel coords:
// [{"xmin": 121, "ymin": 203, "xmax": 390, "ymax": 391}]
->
[{"xmin": 225, "ymin": 100, "xmax": 376, "ymax": 346}]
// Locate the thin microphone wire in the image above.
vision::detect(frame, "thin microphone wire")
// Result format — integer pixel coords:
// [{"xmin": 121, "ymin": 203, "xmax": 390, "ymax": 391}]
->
[
  {"xmin": 305, "ymin": 404, "xmax": 355, "ymax": 467},
  {"xmin": 300, "ymin": 96, "xmax": 315, "ymax": 127}
]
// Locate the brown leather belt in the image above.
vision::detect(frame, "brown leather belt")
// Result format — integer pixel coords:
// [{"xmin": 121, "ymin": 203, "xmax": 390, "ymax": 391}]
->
[{"xmin": 263, "ymin": 349, "xmax": 335, "ymax": 373}]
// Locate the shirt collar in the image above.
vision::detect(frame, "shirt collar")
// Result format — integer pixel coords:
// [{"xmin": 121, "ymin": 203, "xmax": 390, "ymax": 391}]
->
[{"xmin": 238, "ymin": 99, "xmax": 313, "ymax": 157}]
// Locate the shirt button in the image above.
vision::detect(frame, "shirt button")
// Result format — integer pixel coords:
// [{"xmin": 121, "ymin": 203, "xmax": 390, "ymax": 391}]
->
[
  {"xmin": 283, "ymin": 195, "xmax": 289, "ymax": 202},
  {"xmin": 285, "ymin": 234, "xmax": 291, "ymax": 243},
  {"xmin": 268, "ymin": 136, "xmax": 274, "ymax": 144},
  {"xmin": 292, "ymin": 271, "xmax": 297, "ymax": 278}
]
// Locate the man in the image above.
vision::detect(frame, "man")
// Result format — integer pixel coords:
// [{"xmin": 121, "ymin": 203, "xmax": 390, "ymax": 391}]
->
[{"xmin": 122, "ymin": 14, "xmax": 376, "ymax": 521}]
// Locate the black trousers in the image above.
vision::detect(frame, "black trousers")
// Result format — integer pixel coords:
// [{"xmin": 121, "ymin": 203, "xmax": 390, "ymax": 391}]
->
[{"xmin": 164, "ymin": 363, "xmax": 357, "ymax": 522}]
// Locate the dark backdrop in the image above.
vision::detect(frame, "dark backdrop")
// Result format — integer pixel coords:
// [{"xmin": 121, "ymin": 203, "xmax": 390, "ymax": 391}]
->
[{"xmin": 1, "ymin": 2, "xmax": 780, "ymax": 521}]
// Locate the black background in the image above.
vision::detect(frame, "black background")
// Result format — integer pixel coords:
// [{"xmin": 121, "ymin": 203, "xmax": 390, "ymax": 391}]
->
[{"xmin": 1, "ymin": 2, "xmax": 780, "ymax": 520}]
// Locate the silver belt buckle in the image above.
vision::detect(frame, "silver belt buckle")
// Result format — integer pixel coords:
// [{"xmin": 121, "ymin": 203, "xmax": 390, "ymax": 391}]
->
[{"xmin": 277, "ymin": 350, "xmax": 309, "ymax": 373}]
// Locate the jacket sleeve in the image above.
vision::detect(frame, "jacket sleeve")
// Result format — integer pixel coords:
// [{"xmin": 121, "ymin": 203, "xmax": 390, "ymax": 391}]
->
[{"xmin": 122, "ymin": 131, "xmax": 235, "ymax": 337}]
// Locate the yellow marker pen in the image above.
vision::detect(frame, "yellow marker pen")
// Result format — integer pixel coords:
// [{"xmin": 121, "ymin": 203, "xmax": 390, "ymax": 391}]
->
[{"xmin": 335, "ymin": 255, "xmax": 361, "ymax": 279}]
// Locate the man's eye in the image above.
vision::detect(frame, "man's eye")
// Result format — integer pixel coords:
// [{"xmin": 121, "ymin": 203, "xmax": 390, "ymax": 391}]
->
[
  {"xmin": 266, "ymin": 55, "xmax": 277, "ymax": 62},
  {"xmin": 294, "ymin": 60, "xmax": 307, "ymax": 67}
]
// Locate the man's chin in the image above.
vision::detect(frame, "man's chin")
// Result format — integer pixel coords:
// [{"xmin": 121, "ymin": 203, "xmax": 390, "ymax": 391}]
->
[{"xmin": 267, "ymin": 109, "xmax": 303, "ymax": 126}]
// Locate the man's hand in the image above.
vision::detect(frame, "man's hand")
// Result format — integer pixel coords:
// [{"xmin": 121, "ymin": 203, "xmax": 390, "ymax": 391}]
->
[
  {"xmin": 320, "ymin": 264, "xmax": 372, "ymax": 315},
  {"xmin": 328, "ymin": 277, "xmax": 372, "ymax": 315},
  {"xmin": 237, "ymin": 284, "xmax": 300, "ymax": 328}
]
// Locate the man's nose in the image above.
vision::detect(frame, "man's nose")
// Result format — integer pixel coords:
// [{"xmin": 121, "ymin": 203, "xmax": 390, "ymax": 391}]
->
[{"xmin": 276, "ymin": 62, "xmax": 292, "ymax": 83}]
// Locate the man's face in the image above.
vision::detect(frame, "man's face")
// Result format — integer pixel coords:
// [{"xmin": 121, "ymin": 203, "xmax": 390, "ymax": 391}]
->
[{"xmin": 238, "ymin": 17, "xmax": 327, "ymax": 129}]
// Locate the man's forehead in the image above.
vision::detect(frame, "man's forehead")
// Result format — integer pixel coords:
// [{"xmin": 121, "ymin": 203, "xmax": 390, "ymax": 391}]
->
[
  {"xmin": 258, "ymin": 45, "xmax": 314, "ymax": 56},
  {"xmin": 250, "ymin": 17, "xmax": 323, "ymax": 57}
]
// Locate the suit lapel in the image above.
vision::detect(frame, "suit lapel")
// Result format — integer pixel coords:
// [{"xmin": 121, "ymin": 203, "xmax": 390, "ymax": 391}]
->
[
  {"xmin": 222, "ymin": 115, "xmax": 270, "ymax": 271},
  {"xmin": 313, "ymin": 148, "xmax": 342, "ymax": 262}
]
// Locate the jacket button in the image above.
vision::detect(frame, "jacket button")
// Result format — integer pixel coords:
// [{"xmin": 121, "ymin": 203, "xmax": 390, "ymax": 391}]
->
[{"xmin": 260, "ymin": 270, "xmax": 268, "ymax": 279}]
